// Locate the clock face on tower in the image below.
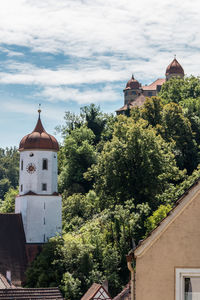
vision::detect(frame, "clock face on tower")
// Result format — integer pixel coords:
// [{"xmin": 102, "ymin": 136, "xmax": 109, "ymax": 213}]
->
[{"xmin": 26, "ymin": 163, "xmax": 36, "ymax": 174}]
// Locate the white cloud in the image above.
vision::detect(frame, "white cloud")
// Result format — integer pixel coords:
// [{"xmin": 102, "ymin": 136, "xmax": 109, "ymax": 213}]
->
[
  {"xmin": 39, "ymin": 85, "xmax": 119, "ymax": 104},
  {"xmin": 0, "ymin": 0, "xmax": 199, "ymax": 105}
]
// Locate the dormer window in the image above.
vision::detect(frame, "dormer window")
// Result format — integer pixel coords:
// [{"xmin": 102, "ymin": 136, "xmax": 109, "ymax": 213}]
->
[{"xmin": 42, "ymin": 159, "xmax": 48, "ymax": 170}]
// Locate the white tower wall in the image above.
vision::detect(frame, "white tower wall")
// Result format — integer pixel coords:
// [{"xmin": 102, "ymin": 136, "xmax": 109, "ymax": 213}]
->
[
  {"xmin": 15, "ymin": 147, "xmax": 62, "ymax": 243},
  {"xmin": 19, "ymin": 150, "xmax": 58, "ymax": 195},
  {"xmin": 15, "ymin": 195, "xmax": 62, "ymax": 243}
]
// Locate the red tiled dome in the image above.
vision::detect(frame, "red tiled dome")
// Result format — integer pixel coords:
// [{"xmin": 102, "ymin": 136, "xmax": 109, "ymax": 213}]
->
[
  {"xmin": 19, "ymin": 114, "xmax": 59, "ymax": 152},
  {"xmin": 166, "ymin": 58, "xmax": 184, "ymax": 76},
  {"xmin": 125, "ymin": 75, "xmax": 140, "ymax": 90}
]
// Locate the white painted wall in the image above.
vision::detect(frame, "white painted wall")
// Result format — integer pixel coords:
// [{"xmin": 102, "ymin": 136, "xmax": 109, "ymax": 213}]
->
[
  {"xmin": 19, "ymin": 150, "xmax": 58, "ymax": 195},
  {"xmin": 15, "ymin": 195, "xmax": 62, "ymax": 243}
]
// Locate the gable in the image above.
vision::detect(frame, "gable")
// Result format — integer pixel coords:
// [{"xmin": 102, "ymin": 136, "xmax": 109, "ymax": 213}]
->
[
  {"xmin": 134, "ymin": 179, "xmax": 200, "ymax": 258},
  {"xmin": 93, "ymin": 287, "xmax": 111, "ymax": 300}
]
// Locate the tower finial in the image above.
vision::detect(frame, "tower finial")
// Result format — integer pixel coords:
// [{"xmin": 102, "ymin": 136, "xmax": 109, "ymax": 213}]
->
[
  {"xmin": 174, "ymin": 54, "xmax": 176, "ymax": 59},
  {"xmin": 38, "ymin": 104, "xmax": 41, "ymax": 118},
  {"xmin": 132, "ymin": 74, "xmax": 134, "ymax": 79}
]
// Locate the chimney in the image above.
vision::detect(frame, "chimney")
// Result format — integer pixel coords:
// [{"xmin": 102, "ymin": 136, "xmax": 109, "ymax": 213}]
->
[
  {"xmin": 6, "ymin": 271, "xmax": 11, "ymax": 284},
  {"xmin": 102, "ymin": 279, "xmax": 108, "ymax": 292}
]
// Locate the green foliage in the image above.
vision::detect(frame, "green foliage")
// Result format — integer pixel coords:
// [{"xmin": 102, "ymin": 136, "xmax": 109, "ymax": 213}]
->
[
  {"xmin": 25, "ymin": 237, "xmax": 64, "ymax": 288},
  {"xmin": 0, "ymin": 187, "xmax": 18, "ymax": 213},
  {"xmin": 62, "ymin": 191, "xmax": 98, "ymax": 231},
  {"xmin": 145, "ymin": 204, "xmax": 172, "ymax": 235},
  {"xmin": 25, "ymin": 89, "xmax": 200, "ymax": 299},
  {"xmin": 159, "ymin": 76, "xmax": 200, "ymax": 104},
  {"xmin": 86, "ymin": 116, "xmax": 184, "ymax": 210},
  {"xmin": 58, "ymin": 126, "xmax": 96, "ymax": 194},
  {"xmin": 0, "ymin": 147, "xmax": 19, "ymax": 199}
]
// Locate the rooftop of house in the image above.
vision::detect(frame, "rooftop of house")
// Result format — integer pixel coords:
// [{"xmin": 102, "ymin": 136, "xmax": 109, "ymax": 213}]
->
[
  {"xmin": 0, "ymin": 287, "xmax": 64, "ymax": 299},
  {"xmin": 0, "ymin": 213, "xmax": 27, "ymax": 287}
]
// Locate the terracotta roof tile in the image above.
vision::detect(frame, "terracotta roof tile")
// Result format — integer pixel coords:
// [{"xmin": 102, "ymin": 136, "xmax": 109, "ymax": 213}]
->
[
  {"xmin": 81, "ymin": 283, "xmax": 101, "ymax": 300},
  {"xmin": 19, "ymin": 116, "xmax": 59, "ymax": 152},
  {"xmin": 142, "ymin": 78, "xmax": 165, "ymax": 91},
  {"xmin": 0, "ymin": 287, "xmax": 64, "ymax": 299},
  {"xmin": 165, "ymin": 58, "xmax": 184, "ymax": 76},
  {"xmin": 113, "ymin": 283, "xmax": 131, "ymax": 300}
]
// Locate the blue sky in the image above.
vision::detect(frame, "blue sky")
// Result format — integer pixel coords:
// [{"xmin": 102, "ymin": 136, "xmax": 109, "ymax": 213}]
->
[{"xmin": 1, "ymin": 0, "xmax": 200, "ymax": 148}]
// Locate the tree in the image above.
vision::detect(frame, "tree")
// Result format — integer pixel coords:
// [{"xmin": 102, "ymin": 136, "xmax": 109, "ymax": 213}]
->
[
  {"xmin": 145, "ymin": 204, "xmax": 172, "ymax": 235},
  {"xmin": 0, "ymin": 147, "xmax": 19, "ymax": 199},
  {"xmin": 58, "ymin": 126, "xmax": 96, "ymax": 194},
  {"xmin": 80, "ymin": 104, "xmax": 107, "ymax": 145},
  {"xmin": 161, "ymin": 103, "xmax": 198, "ymax": 173},
  {"xmin": 159, "ymin": 76, "xmax": 200, "ymax": 104},
  {"xmin": 86, "ymin": 116, "xmax": 184, "ymax": 210},
  {"xmin": 0, "ymin": 187, "xmax": 18, "ymax": 213}
]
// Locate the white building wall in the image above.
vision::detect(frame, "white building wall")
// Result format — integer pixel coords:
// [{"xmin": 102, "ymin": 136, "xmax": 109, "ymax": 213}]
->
[
  {"xmin": 19, "ymin": 150, "xmax": 58, "ymax": 195},
  {"xmin": 15, "ymin": 195, "xmax": 62, "ymax": 243}
]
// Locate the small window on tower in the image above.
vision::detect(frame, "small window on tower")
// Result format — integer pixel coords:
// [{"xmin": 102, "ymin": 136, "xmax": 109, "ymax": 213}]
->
[
  {"xmin": 29, "ymin": 153, "xmax": 34, "ymax": 157},
  {"xmin": 21, "ymin": 160, "xmax": 23, "ymax": 170},
  {"xmin": 42, "ymin": 183, "xmax": 47, "ymax": 191},
  {"xmin": 42, "ymin": 159, "xmax": 48, "ymax": 170},
  {"xmin": 21, "ymin": 184, "xmax": 23, "ymax": 192}
]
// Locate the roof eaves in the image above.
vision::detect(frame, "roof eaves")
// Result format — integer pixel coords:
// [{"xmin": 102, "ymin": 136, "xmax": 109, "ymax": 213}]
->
[{"xmin": 132, "ymin": 178, "xmax": 200, "ymax": 258}]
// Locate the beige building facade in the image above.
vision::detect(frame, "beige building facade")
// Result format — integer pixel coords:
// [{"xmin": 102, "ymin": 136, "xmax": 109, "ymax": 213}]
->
[{"xmin": 130, "ymin": 180, "xmax": 200, "ymax": 300}]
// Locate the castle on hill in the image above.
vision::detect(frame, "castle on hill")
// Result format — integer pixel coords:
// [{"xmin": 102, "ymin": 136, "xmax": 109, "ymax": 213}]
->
[{"xmin": 116, "ymin": 57, "xmax": 184, "ymax": 114}]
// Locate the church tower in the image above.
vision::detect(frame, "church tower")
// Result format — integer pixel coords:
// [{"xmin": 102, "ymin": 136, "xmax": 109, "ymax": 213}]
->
[
  {"xmin": 165, "ymin": 57, "xmax": 184, "ymax": 81},
  {"xmin": 123, "ymin": 75, "xmax": 142, "ymax": 105},
  {"xmin": 15, "ymin": 109, "xmax": 62, "ymax": 243}
]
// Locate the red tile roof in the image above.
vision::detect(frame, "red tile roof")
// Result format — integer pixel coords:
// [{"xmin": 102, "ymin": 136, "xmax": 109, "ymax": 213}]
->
[
  {"xmin": 0, "ymin": 214, "xmax": 27, "ymax": 287},
  {"xmin": 81, "ymin": 283, "xmax": 111, "ymax": 300},
  {"xmin": 125, "ymin": 75, "xmax": 140, "ymax": 90},
  {"xmin": 0, "ymin": 287, "xmax": 64, "ymax": 299},
  {"xmin": 165, "ymin": 58, "xmax": 184, "ymax": 76},
  {"xmin": 113, "ymin": 283, "xmax": 131, "ymax": 300},
  {"xmin": 19, "ymin": 115, "xmax": 59, "ymax": 152},
  {"xmin": 142, "ymin": 78, "xmax": 165, "ymax": 91},
  {"xmin": 81, "ymin": 283, "xmax": 101, "ymax": 300}
]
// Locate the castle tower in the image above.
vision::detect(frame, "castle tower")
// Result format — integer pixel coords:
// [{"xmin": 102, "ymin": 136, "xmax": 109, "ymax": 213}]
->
[
  {"xmin": 165, "ymin": 57, "xmax": 184, "ymax": 81},
  {"xmin": 15, "ymin": 109, "xmax": 62, "ymax": 243},
  {"xmin": 123, "ymin": 75, "xmax": 142, "ymax": 105}
]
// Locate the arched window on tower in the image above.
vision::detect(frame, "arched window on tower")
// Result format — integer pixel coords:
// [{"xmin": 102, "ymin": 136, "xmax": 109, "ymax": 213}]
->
[{"xmin": 42, "ymin": 159, "xmax": 48, "ymax": 170}]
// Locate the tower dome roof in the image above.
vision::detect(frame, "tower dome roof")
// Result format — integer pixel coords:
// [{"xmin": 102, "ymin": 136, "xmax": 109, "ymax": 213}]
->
[
  {"xmin": 125, "ymin": 75, "xmax": 140, "ymax": 90},
  {"xmin": 19, "ymin": 112, "xmax": 59, "ymax": 152},
  {"xmin": 165, "ymin": 58, "xmax": 184, "ymax": 76}
]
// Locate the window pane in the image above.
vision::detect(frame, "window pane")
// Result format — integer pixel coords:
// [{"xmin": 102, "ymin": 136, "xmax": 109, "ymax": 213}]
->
[
  {"xmin": 42, "ymin": 159, "xmax": 48, "ymax": 170},
  {"xmin": 185, "ymin": 277, "xmax": 200, "ymax": 300}
]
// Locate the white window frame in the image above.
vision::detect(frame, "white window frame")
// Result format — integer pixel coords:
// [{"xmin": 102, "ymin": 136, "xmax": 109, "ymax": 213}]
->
[{"xmin": 176, "ymin": 268, "xmax": 200, "ymax": 300}]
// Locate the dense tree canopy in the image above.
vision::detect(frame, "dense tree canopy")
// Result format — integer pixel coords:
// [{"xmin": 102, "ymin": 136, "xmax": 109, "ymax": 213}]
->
[{"xmin": 2, "ymin": 77, "xmax": 200, "ymax": 300}]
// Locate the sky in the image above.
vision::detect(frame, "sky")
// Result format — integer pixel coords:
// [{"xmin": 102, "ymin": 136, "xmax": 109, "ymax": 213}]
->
[{"xmin": 1, "ymin": 0, "xmax": 200, "ymax": 148}]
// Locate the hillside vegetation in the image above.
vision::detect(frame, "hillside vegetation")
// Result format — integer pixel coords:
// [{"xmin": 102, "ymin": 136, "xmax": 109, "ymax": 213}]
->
[{"xmin": 2, "ymin": 76, "xmax": 200, "ymax": 299}]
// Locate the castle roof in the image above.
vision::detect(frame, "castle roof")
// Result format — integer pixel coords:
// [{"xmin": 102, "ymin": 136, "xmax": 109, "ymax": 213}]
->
[
  {"xmin": 19, "ymin": 112, "xmax": 59, "ymax": 152},
  {"xmin": 142, "ymin": 78, "xmax": 165, "ymax": 91},
  {"xmin": 125, "ymin": 75, "xmax": 140, "ymax": 90},
  {"xmin": 165, "ymin": 58, "xmax": 184, "ymax": 77}
]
